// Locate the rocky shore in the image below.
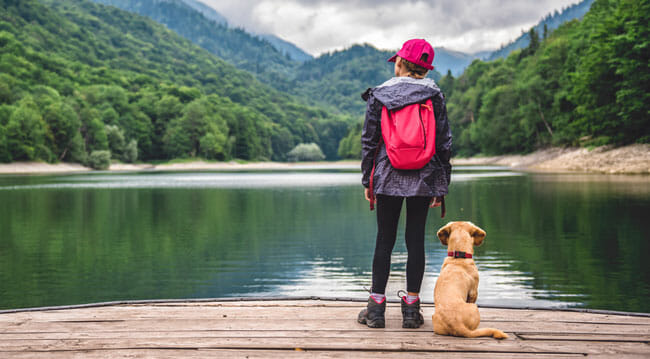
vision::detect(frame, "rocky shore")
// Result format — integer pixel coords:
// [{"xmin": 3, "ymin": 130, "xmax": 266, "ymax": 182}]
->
[
  {"xmin": 451, "ymin": 144, "xmax": 649, "ymax": 174},
  {"xmin": 0, "ymin": 144, "xmax": 648, "ymax": 175}
]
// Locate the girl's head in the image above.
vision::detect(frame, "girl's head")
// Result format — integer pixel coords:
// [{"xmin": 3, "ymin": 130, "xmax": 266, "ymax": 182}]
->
[
  {"xmin": 394, "ymin": 57, "xmax": 428, "ymax": 79},
  {"xmin": 388, "ymin": 39, "xmax": 434, "ymax": 79}
]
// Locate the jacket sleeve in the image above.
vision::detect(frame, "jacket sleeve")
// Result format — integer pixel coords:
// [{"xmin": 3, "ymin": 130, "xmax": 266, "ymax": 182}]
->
[
  {"xmin": 434, "ymin": 93, "xmax": 452, "ymax": 186},
  {"xmin": 361, "ymin": 91, "xmax": 383, "ymax": 188}
]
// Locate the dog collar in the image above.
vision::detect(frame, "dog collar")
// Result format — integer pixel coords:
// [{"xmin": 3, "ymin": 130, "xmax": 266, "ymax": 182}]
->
[{"xmin": 448, "ymin": 251, "xmax": 473, "ymax": 259}]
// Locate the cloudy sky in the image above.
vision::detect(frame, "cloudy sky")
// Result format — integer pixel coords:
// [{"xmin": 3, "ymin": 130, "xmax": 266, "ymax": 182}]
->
[{"xmin": 198, "ymin": 0, "xmax": 582, "ymax": 55}]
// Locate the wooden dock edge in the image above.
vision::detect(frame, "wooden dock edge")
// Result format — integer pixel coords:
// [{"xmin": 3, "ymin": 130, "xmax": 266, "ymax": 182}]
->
[
  {"xmin": 2, "ymin": 296, "xmax": 649, "ymax": 317},
  {"xmin": 2, "ymin": 297, "xmax": 650, "ymax": 358}
]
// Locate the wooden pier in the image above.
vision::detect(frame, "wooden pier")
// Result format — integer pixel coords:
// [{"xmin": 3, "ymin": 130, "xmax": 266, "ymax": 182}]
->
[{"xmin": 1, "ymin": 298, "xmax": 649, "ymax": 358}]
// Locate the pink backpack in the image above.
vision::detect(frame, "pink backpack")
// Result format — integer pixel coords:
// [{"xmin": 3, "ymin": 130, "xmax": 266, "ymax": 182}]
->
[
  {"xmin": 380, "ymin": 99, "xmax": 436, "ymax": 169},
  {"xmin": 368, "ymin": 99, "xmax": 437, "ymax": 211}
]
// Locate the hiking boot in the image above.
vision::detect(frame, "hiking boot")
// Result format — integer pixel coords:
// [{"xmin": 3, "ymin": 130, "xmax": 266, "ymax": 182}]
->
[
  {"xmin": 401, "ymin": 295, "xmax": 424, "ymax": 328},
  {"xmin": 357, "ymin": 296, "xmax": 386, "ymax": 328}
]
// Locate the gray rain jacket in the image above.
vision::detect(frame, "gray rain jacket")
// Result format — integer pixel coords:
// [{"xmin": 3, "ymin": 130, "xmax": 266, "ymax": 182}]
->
[{"xmin": 361, "ymin": 77, "xmax": 452, "ymax": 197}]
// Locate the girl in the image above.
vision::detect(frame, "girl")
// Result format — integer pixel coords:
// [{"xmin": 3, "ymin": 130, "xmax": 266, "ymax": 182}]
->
[{"xmin": 357, "ymin": 39, "xmax": 452, "ymax": 328}]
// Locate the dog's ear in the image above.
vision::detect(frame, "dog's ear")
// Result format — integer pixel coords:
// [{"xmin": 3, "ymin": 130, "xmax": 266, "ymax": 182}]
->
[
  {"xmin": 437, "ymin": 222, "xmax": 454, "ymax": 246},
  {"xmin": 469, "ymin": 223, "xmax": 486, "ymax": 246}
]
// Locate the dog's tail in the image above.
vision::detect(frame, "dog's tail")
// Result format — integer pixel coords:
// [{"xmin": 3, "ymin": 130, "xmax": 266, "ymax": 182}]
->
[{"xmin": 460, "ymin": 327, "xmax": 509, "ymax": 339}]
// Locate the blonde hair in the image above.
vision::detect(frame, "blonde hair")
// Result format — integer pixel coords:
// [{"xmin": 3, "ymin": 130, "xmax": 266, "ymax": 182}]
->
[{"xmin": 399, "ymin": 57, "xmax": 428, "ymax": 79}]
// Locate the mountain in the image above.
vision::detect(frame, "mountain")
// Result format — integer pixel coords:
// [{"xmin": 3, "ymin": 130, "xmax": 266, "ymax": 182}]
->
[
  {"xmin": 433, "ymin": 48, "xmax": 489, "ymax": 77},
  {"xmin": 487, "ymin": 0, "xmax": 595, "ymax": 60},
  {"xmin": 0, "ymin": 0, "xmax": 350, "ymax": 163},
  {"xmin": 179, "ymin": 0, "xmax": 227, "ymax": 25},
  {"xmin": 90, "ymin": 0, "xmax": 299, "ymax": 92},
  {"xmin": 178, "ymin": 0, "xmax": 312, "ymax": 63},
  {"xmin": 87, "ymin": 0, "xmax": 436, "ymax": 116},
  {"xmin": 258, "ymin": 34, "xmax": 313, "ymax": 63}
]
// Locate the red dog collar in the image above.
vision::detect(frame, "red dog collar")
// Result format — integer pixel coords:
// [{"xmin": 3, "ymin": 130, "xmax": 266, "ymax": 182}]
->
[{"xmin": 448, "ymin": 251, "xmax": 473, "ymax": 259}]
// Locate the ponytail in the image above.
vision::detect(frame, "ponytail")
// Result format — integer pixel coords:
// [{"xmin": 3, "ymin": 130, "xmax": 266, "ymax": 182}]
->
[{"xmin": 399, "ymin": 56, "xmax": 429, "ymax": 79}]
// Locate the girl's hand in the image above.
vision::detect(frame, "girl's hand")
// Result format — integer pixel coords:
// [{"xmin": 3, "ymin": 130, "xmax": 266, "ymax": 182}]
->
[
  {"xmin": 430, "ymin": 196, "xmax": 443, "ymax": 208},
  {"xmin": 364, "ymin": 188, "xmax": 372, "ymax": 202}
]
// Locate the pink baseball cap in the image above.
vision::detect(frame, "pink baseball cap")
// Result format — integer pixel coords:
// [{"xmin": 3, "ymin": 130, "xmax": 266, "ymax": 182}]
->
[{"xmin": 388, "ymin": 39, "xmax": 435, "ymax": 70}]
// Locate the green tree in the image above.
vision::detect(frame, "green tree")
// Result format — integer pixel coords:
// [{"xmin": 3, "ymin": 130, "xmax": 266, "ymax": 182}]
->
[
  {"xmin": 42, "ymin": 101, "xmax": 85, "ymax": 161},
  {"xmin": 270, "ymin": 125, "xmax": 295, "ymax": 162},
  {"xmin": 5, "ymin": 98, "xmax": 53, "ymax": 161},
  {"xmin": 337, "ymin": 122, "xmax": 362, "ymax": 159},
  {"xmin": 0, "ymin": 73, "xmax": 18, "ymax": 104},
  {"xmin": 105, "ymin": 124, "xmax": 126, "ymax": 159},
  {"xmin": 122, "ymin": 139, "xmax": 138, "ymax": 163},
  {"xmin": 163, "ymin": 97, "xmax": 229, "ymax": 159},
  {"xmin": 88, "ymin": 150, "xmax": 111, "ymax": 170},
  {"xmin": 438, "ymin": 70, "xmax": 455, "ymax": 98},
  {"xmin": 570, "ymin": 0, "xmax": 650, "ymax": 144},
  {"xmin": 287, "ymin": 143, "xmax": 326, "ymax": 162}
]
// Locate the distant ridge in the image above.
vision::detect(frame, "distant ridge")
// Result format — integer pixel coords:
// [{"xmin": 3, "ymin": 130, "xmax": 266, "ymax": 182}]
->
[
  {"xmin": 259, "ymin": 34, "xmax": 313, "ymax": 63},
  {"xmin": 487, "ymin": 0, "xmax": 595, "ymax": 60},
  {"xmin": 180, "ymin": 0, "xmax": 312, "ymax": 63},
  {"xmin": 433, "ymin": 48, "xmax": 490, "ymax": 77},
  {"xmin": 179, "ymin": 0, "xmax": 227, "ymax": 25},
  {"xmin": 90, "ymin": 0, "xmax": 298, "ymax": 89}
]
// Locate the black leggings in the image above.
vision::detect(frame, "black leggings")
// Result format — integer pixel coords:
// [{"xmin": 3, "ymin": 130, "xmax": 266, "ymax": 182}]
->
[{"xmin": 371, "ymin": 194, "xmax": 431, "ymax": 294}]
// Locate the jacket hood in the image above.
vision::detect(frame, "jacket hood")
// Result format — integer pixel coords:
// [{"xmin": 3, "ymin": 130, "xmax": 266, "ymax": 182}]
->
[{"xmin": 372, "ymin": 77, "xmax": 441, "ymax": 110}]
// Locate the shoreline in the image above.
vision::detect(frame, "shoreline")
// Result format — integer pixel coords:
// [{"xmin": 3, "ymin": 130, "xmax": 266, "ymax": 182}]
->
[
  {"xmin": 452, "ymin": 143, "xmax": 649, "ymax": 174},
  {"xmin": 0, "ymin": 144, "xmax": 647, "ymax": 175}
]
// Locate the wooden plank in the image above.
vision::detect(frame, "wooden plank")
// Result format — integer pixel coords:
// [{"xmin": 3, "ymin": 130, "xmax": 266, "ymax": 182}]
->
[
  {"xmin": 3, "ymin": 303, "xmax": 647, "ymax": 325},
  {"xmin": 2, "ymin": 317, "xmax": 648, "ymax": 336},
  {"xmin": 0, "ymin": 335, "xmax": 648, "ymax": 355},
  {"xmin": 2, "ymin": 328, "xmax": 649, "ymax": 342},
  {"xmin": 0, "ymin": 302, "xmax": 650, "ymax": 325},
  {"xmin": 2, "ymin": 303, "xmax": 648, "ymax": 325},
  {"xmin": 0, "ymin": 349, "xmax": 587, "ymax": 359},
  {"xmin": 517, "ymin": 333, "xmax": 650, "ymax": 342},
  {"xmin": 0, "ymin": 329, "xmax": 444, "ymax": 340}
]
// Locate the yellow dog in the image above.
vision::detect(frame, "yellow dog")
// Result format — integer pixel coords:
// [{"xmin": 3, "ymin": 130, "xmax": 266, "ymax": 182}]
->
[{"xmin": 432, "ymin": 222, "xmax": 508, "ymax": 339}]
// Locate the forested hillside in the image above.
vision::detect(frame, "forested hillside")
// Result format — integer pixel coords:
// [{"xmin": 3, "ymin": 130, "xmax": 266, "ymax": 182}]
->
[
  {"xmin": 87, "ymin": 0, "xmax": 439, "ymax": 115},
  {"xmin": 91, "ymin": 0, "xmax": 298, "ymax": 92},
  {"xmin": 487, "ymin": 0, "xmax": 595, "ymax": 60},
  {"xmin": 441, "ymin": 0, "xmax": 648, "ymax": 156},
  {"xmin": 0, "ymin": 0, "xmax": 353, "ymax": 165}
]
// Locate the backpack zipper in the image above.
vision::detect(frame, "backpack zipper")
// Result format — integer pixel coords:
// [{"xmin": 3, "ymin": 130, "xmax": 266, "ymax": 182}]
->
[{"xmin": 419, "ymin": 104, "xmax": 427, "ymax": 149}]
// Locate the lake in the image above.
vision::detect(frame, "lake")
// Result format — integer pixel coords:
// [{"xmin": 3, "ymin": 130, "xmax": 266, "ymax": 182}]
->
[{"xmin": 1, "ymin": 166, "xmax": 649, "ymax": 313}]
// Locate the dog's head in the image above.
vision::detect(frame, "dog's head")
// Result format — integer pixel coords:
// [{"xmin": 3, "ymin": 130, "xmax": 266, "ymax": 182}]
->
[{"xmin": 436, "ymin": 221, "xmax": 486, "ymax": 248}]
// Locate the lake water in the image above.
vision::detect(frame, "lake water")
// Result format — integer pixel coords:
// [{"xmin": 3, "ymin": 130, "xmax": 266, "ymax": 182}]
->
[{"xmin": 1, "ymin": 166, "xmax": 649, "ymax": 313}]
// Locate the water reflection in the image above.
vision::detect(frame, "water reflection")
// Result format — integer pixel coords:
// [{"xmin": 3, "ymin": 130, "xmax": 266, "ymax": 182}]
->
[
  {"xmin": 0, "ymin": 168, "xmax": 648, "ymax": 312},
  {"xmin": 0, "ymin": 168, "xmax": 523, "ymax": 190}
]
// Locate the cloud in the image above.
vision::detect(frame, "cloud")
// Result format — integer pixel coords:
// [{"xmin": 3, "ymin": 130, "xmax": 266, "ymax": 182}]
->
[{"xmin": 199, "ymin": 0, "xmax": 582, "ymax": 55}]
